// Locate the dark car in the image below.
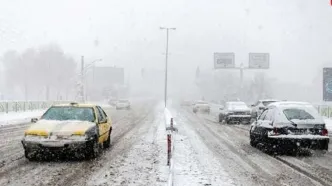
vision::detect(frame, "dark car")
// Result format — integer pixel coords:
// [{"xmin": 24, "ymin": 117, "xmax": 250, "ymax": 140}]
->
[
  {"xmin": 219, "ymin": 101, "xmax": 252, "ymax": 124},
  {"xmin": 193, "ymin": 101, "xmax": 210, "ymax": 114},
  {"xmin": 249, "ymin": 101, "xmax": 329, "ymax": 153}
]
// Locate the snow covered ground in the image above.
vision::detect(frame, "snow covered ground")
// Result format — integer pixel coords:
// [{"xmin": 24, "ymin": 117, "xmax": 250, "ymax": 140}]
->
[
  {"xmin": 1, "ymin": 101, "xmax": 332, "ymax": 186},
  {"xmin": 0, "ymin": 110, "xmax": 45, "ymax": 126}
]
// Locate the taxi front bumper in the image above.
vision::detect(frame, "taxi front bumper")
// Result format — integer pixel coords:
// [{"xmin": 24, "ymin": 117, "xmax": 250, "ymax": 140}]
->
[{"xmin": 22, "ymin": 138, "xmax": 93, "ymax": 154}]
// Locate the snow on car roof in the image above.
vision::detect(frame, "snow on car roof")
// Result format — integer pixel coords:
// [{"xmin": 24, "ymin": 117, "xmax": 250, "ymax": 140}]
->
[
  {"xmin": 196, "ymin": 101, "xmax": 208, "ymax": 104},
  {"xmin": 259, "ymin": 99, "xmax": 280, "ymax": 102},
  {"xmin": 268, "ymin": 101, "xmax": 312, "ymax": 108},
  {"xmin": 227, "ymin": 101, "xmax": 246, "ymax": 105},
  {"xmin": 53, "ymin": 103, "xmax": 96, "ymax": 107}
]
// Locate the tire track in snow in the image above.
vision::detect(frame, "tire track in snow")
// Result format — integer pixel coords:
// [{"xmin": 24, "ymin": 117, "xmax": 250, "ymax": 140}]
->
[
  {"xmin": 82, "ymin": 105, "xmax": 166, "ymax": 186},
  {"xmin": 46, "ymin": 101, "xmax": 158, "ymax": 186},
  {"xmin": 199, "ymin": 113, "xmax": 332, "ymax": 186},
  {"xmin": 59, "ymin": 107, "xmax": 153, "ymax": 186},
  {"xmin": 180, "ymin": 107, "xmax": 322, "ymax": 186},
  {"xmin": 193, "ymin": 109, "xmax": 332, "ymax": 186}
]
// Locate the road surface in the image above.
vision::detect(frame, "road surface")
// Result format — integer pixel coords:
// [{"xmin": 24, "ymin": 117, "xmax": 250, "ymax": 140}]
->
[{"xmin": 0, "ymin": 102, "xmax": 332, "ymax": 186}]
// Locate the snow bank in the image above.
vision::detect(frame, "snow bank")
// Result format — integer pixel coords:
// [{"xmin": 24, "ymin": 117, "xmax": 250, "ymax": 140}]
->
[
  {"xmin": 164, "ymin": 108, "xmax": 177, "ymax": 128},
  {"xmin": 170, "ymin": 109, "xmax": 235, "ymax": 186},
  {"xmin": 0, "ymin": 110, "xmax": 45, "ymax": 126}
]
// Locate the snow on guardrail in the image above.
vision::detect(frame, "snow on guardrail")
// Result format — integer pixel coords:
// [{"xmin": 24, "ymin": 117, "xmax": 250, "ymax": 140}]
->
[
  {"xmin": 0, "ymin": 101, "xmax": 73, "ymax": 113},
  {"xmin": 0, "ymin": 109, "xmax": 46, "ymax": 127}
]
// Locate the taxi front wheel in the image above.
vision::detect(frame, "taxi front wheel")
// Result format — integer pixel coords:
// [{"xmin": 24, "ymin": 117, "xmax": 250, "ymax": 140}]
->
[
  {"xmin": 85, "ymin": 137, "xmax": 101, "ymax": 159},
  {"xmin": 25, "ymin": 150, "xmax": 37, "ymax": 161}
]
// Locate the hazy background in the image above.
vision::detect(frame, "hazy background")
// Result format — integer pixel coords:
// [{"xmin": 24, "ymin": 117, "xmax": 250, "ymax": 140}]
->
[{"xmin": 1, "ymin": 0, "xmax": 332, "ymax": 102}]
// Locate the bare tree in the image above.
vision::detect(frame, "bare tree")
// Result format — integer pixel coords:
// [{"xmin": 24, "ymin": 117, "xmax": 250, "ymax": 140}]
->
[{"xmin": 1, "ymin": 44, "xmax": 77, "ymax": 100}]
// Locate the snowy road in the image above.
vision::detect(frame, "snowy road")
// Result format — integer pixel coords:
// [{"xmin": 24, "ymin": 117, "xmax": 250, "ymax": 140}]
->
[
  {"xmin": 1, "ymin": 102, "xmax": 332, "ymax": 186},
  {"xmin": 0, "ymin": 100, "xmax": 168, "ymax": 186},
  {"xmin": 174, "ymin": 106, "xmax": 332, "ymax": 186}
]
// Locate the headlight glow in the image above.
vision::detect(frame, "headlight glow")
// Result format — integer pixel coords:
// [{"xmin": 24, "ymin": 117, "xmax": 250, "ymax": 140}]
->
[
  {"xmin": 68, "ymin": 135, "xmax": 87, "ymax": 141},
  {"xmin": 24, "ymin": 135, "xmax": 46, "ymax": 140}
]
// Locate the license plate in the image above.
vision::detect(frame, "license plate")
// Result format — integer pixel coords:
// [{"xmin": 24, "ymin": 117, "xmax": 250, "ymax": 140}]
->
[{"xmin": 42, "ymin": 141, "xmax": 64, "ymax": 147}]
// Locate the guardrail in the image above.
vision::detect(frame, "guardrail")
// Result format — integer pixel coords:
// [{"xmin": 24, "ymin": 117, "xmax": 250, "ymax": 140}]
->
[
  {"xmin": 316, "ymin": 105, "xmax": 332, "ymax": 118},
  {"xmin": 0, "ymin": 101, "xmax": 73, "ymax": 113}
]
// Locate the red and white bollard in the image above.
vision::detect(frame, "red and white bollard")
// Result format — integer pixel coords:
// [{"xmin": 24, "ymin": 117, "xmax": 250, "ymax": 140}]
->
[{"xmin": 167, "ymin": 133, "xmax": 171, "ymax": 166}]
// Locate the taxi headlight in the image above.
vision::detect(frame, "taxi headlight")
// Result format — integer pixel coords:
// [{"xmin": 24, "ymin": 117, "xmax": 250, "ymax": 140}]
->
[
  {"xmin": 68, "ymin": 134, "xmax": 87, "ymax": 141},
  {"xmin": 24, "ymin": 135, "xmax": 46, "ymax": 140}
]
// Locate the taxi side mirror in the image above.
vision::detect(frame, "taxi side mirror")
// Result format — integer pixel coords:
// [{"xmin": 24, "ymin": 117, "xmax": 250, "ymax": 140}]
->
[{"xmin": 31, "ymin": 118, "xmax": 38, "ymax": 123}]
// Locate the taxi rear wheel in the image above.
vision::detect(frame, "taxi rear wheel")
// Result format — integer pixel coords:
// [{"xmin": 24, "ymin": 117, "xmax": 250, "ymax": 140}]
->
[{"xmin": 103, "ymin": 130, "xmax": 111, "ymax": 149}]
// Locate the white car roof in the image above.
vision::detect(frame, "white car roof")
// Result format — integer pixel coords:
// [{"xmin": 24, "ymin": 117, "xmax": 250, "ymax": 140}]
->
[
  {"xmin": 196, "ymin": 101, "xmax": 208, "ymax": 104},
  {"xmin": 268, "ymin": 101, "xmax": 312, "ymax": 108},
  {"xmin": 258, "ymin": 99, "xmax": 280, "ymax": 102},
  {"xmin": 227, "ymin": 101, "xmax": 246, "ymax": 104}
]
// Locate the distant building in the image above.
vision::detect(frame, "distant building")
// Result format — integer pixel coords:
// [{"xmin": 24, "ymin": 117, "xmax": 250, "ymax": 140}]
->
[{"xmin": 85, "ymin": 66, "xmax": 126, "ymax": 100}]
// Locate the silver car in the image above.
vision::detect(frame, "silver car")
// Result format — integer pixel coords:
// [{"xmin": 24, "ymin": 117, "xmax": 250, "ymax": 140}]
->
[
  {"xmin": 219, "ymin": 101, "xmax": 252, "ymax": 124},
  {"xmin": 193, "ymin": 101, "xmax": 210, "ymax": 114}
]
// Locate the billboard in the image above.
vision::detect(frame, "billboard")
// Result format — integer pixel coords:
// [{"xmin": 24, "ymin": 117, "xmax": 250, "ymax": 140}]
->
[
  {"xmin": 249, "ymin": 53, "xmax": 270, "ymax": 69},
  {"xmin": 323, "ymin": 68, "xmax": 332, "ymax": 101},
  {"xmin": 214, "ymin": 53, "xmax": 235, "ymax": 69}
]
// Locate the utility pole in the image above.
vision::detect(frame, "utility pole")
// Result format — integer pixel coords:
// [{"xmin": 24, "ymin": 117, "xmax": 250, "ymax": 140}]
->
[
  {"xmin": 46, "ymin": 60, "xmax": 51, "ymax": 100},
  {"xmin": 160, "ymin": 27, "xmax": 176, "ymax": 108},
  {"xmin": 92, "ymin": 63, "xmax": 95, "ymax": 101},
  {"xmin": 81, "ymin": 56, "xmax": 85, "ymax": 103},
  {"xmin": 240, "ymin": 63, "xmax": 244, "ymax": 99}
]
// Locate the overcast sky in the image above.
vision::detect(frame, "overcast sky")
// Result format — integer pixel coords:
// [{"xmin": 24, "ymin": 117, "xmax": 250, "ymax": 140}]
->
[{"xmin": 1, "ymin": 0, "xmax": 332, "ymax": 85}]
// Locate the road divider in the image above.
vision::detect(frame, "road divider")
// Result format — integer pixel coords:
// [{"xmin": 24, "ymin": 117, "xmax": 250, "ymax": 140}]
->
[{"xmin": 165, "ymin": 108, "xmax": 177, "ymax": 186}]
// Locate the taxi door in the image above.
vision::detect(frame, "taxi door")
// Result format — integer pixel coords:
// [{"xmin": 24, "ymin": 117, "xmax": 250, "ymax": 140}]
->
[{"xmin": 96, "ymin": 106, "xmax": 108, "ymax": 143}]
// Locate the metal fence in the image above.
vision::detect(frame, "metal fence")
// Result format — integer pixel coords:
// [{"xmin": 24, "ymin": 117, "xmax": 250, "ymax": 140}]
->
[
  {"xmin": 0, "ymin": 101, "xmax": 73, "ymax": 113},
  {"xmin": 316, "ymin": 105, "xmax": 332, "ymax": 118}
]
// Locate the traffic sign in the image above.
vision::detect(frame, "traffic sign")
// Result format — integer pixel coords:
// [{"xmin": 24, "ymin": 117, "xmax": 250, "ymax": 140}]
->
[
  {"xmin": 214, "ymin": 53, "xmax": 235, "ymax": 69},
  {"xmin": 249, "ymin": 53, "xmax": 269, "ymax": 69}
]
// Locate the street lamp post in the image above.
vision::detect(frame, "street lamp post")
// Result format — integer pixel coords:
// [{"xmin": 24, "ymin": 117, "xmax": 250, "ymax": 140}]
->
[{"xmin": 160, "ymin": 27, "xmax": 176, "ymax": 108}]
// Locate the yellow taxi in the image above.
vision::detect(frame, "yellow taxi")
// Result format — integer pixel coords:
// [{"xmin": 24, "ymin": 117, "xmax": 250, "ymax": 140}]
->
[{"xmin": 21, "ymin": 102, "xmax": 112, "ymax": 160}]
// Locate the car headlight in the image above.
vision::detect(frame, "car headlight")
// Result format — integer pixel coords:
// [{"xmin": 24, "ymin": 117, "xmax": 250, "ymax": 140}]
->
[
  {"xmin": 24, "ymin": 135, "xmax": 47, "ymax": 141},
  {"xmin": 68, "ymin": 135, "xmax": 88, "ymax": 141}
]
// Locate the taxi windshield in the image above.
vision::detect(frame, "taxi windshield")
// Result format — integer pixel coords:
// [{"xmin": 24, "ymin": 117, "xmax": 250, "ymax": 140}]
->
[{"xmin": 41, "ymin": 106, "xmax": 95, "ymax": 122}]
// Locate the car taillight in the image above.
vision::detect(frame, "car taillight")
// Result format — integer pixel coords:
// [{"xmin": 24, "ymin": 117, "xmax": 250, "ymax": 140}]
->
[{"xmin": 322, "ymin": 129, "xmax": 328, "ymax": 136}]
